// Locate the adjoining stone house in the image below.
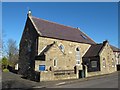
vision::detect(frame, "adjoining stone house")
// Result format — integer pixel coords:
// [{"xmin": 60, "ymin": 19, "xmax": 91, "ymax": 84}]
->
[
  {"xmin": 83, "ymin": 41, "xmax": 117, "ymax": 77},
  {"xmin": 18, "ymin": 11, "xmax": 117, "ymax": 81},
  {"xmin": 110, "ymin": 45, "xmax": 120, "ymax": 70}
]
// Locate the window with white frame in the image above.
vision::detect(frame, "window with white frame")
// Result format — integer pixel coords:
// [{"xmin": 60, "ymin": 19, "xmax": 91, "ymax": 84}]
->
[
  {"xmin": 59, "ymin": 44, "xmax": 64, "ymax": 52},
  {"xmin": 118, "ymin": 54, "xmax": 120, "ymax": 64},
  {"xmin": 112, "ymin": 58, "xmax": 115, "ymax": 67},
  {"xmin": 118, "ymin": 54, "xmax": 120, "ymax": 58},
  {"xmin": 103, "ymin": 58, "xmax": 106, "ymax": 68},
  {"xmin": 76, "ymin": 47, "xmax": 80, "ymax": 65},
  {"xmin": 91, "ymin": 61, "xmax": 97, "ymax": 68}
]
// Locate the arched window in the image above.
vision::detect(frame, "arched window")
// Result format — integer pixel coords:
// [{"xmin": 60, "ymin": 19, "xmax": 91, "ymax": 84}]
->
[
  {"xmin": 59, "ymin": 44, "xmax": 64, "ymax": 52},
  {"xmin": 76, "ymin": 47, "xmax": 80, "ymax": 51},
  {"xmin": 118, "ymin": 54, "xmax": 120, "ymax": 58},
  {"xmin": 103, "ymin": 58, "xmax": 106, "ymax": 68},
  {"xmin": 28, "ymin": 40, "xmax": 31, "ymax": 52},
  {"xmin": 112, "ymin": 58, "xmax": 115, "ymax": 67},
  {"xmin": 76, "ymin": 47, "xmax": 80, "ymax": 65}
]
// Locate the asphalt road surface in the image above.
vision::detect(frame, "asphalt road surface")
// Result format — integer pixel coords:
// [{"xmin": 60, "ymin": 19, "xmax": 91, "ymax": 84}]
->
[{"xmin": 50, "ymin": 72, "xmax": 119, "ymax": 88}]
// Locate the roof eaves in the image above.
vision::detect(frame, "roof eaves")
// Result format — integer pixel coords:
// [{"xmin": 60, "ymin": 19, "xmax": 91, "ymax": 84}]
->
[
  {"xmin": 40, "ymin": 36, "xmax": 95, "ymax": 45},
  {"xmin": 28, "ymin": 16, "xmax": 42, "ymax": 36}
]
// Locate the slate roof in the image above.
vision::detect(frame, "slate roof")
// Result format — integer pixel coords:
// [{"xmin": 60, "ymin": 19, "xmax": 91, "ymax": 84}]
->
[
  {"xmin": 35, "ymin": 43, "xmax": 55, "ymax": 60},
  {"xmin": 83, "ymin": 44, "xmax": 103, "ymax": 58},
  {"xmin": 30, "ymin": 16, "xmax": 96, "ymax": 44},
  {"xmin": 39, "ymin": 43, "xmax": 55, "ymax": 56},
  {"xmin": 110, "ymin": 45, "xmax": 120, "ymax": 52}
]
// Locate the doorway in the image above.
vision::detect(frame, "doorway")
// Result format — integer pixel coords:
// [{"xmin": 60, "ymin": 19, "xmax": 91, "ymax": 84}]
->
[{"xmin": 79, "ymin": 65, "xmax": 86, "ymax": 78}]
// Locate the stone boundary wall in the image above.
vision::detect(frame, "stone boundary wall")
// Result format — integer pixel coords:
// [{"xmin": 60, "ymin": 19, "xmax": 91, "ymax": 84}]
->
[{"xmin": 40, "ymin": 71, "xmax": 77, "ymax": 81}]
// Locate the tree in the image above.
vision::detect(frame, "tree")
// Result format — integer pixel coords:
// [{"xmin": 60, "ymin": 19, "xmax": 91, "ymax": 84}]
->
[
  {"xmin": 6, "ymin": 39, "xmax": 19, "ymax": 67},
  {"xmin": 1, "ymin": 57, "xmax": 9, "ymax": 69}
]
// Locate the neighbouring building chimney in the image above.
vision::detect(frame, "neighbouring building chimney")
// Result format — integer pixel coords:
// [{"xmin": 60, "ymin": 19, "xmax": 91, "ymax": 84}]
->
[
  {"xmin": 103, "ymin": 40, "xmax": 108, "ymax": 46},
  {"xmin": 77, "ymin": 27, "xmax": 80, "ymax": 30}
]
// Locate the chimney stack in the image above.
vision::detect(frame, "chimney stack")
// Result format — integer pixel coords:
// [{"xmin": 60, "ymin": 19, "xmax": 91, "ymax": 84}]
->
[{"xmin": 103, "ymin": 40, "xmax": 108, "ymax": 46}]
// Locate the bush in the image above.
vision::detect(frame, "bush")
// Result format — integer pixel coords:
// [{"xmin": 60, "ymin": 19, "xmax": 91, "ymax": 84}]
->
[
  {"xmin": 1, "ymin": 57, "xmax": 9, "ymax": 70},
  {"xmin": 3, "ymin": 68, "xmax": 9, "ymax": 72}
]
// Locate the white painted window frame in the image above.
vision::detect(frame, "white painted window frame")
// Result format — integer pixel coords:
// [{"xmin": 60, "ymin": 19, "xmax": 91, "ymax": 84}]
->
[{"xmin": 75, "ymin": 47, "xmax": 81, "ymax": 65}]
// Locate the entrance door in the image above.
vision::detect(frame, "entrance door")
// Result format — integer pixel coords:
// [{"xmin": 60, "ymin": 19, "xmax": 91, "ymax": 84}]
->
[
  {"xmin": 79, "ymin": 70, "xmax": 85, "ymax": 78},
  {"xmin": 79, "ymin": 65, "xmax": 86, "ymax": 78}
]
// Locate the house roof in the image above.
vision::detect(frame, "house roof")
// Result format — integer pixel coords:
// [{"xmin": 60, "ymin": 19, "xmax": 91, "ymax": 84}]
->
[
  {"xmin": 110, "ymin": 45, "xmax": 120, "ymax": 52},
  {"xmin": 83, "ymin": 44, "xmax": 103, "ymax": 58},
  {"xmin": 29, "ymin": 16, "xmax": 96, "ymax": 44},
  {"xmin": 39, "ymin": 42, "xmax": 55, "ymax": 56},
  {"xmin": 35, "ymin": 42, "xmax": 55, "ymax": 60}
]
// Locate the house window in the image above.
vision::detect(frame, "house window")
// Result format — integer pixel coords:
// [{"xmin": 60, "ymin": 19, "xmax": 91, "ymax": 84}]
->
[
  {"xmin": 76, "ymin": 47, "xmax": 80, "ymax": 65},
  {"xmin": 59, "ymin": 44, "xmax": 64, "ymax": 52},
  {"xmin": 28, "ymin": 44, "xmax": 31, "ymax": 52},
  {"xmin": 39, "ymin": 65, "xmax": 45, "ymax": 71},
  {"xmin": 81, "ymin": 34, "xmax": 88, "ymax": 39},
  {"xmin": 103, "ymin": 58, "xmax": 106, "ymax": 68},
  {"xmin": 28, "ymin": 40, "xmax": 32, "ymax": 52},
  {"xmin": 91, "ymin": 61, "xmax": 97, "ymax": 68},
  {"xmin": 53, "ymin": 58, "xmax": 57, "ymax": 67},
  {"xmin": 76, "ymin": 61, "xmax": 80, "ymax": 65},
  {"xmin": 112, "ymin": 58, "xmax": 115, "ymax": 67},
  {"xmin": 118, "ymin": 54, "xmax": 120, "ymax": 58}
]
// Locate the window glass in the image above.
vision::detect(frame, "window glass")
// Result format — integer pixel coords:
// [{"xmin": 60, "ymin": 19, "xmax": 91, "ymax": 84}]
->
[
  {"xmin": 59, "ymin": 44, "xmax": 64, "ymax": 52},
  {"xmin": 76, "ymin": 47, "xmax": 80, "ymax": 65},
  {"xmin": 76, "ymin": 61, "xmax": 80, "ymax": 64},
  {"xmin": 81, "ymin": 34, "xmax": 88, "ymax": 39},
  {"xmin": 103, "ymin": 58, "xmax": 106, "ymax": 68},
  {"xmin": 76, "ymin": 47, "xmax": 80, "ymax": 51},
  {"xmin": 91, "ymin": 61, "xmax": 97, "ymax": 68},
  {"xmin": 28, "ymin": 44, "xmax": 31, "ymax": 52},
  {"xmin": 54, "ymin": 59, "xmax": 57, "ymax": 67},
  {"xmin": 112, "ymin": 58, "xmax": 115, "ymax": 67}
]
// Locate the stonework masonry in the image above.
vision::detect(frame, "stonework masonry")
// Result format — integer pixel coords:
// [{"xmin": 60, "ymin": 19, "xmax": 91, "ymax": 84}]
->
[
  {"xmin": 36, "ymin": 37, "xmax": 91, "ymax": 71},
  {"xmin": 87, "ymin": 42, "xmax": 117, "ymax": 77},
  {"xmin": 34, "ymin": 37, "xmax": 91, "ymax": 81}
]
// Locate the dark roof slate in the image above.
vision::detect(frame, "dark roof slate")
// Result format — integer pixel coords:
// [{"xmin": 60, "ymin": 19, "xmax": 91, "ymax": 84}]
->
[
  {"xmin": 83, "ymin": 44, "xmax": 103, "ymax": 58},
  {"xmin": 30, "ymin": 16, "xmax": 96, "ymax": 44}
]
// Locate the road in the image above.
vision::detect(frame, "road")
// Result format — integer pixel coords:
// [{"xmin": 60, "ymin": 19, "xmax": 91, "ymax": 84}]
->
[{"xmin": 49, "ymin": 72, "xmax": 119, "ymax": 88}]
